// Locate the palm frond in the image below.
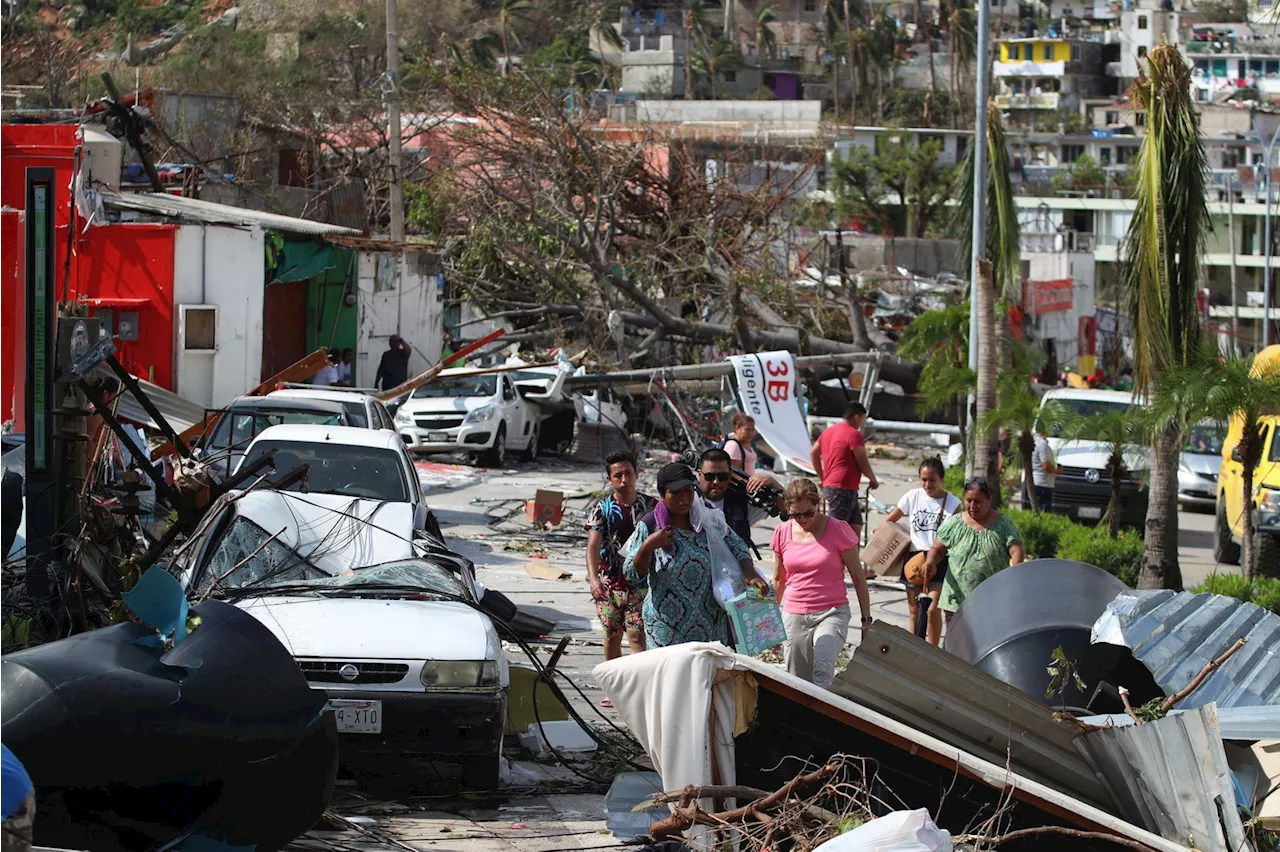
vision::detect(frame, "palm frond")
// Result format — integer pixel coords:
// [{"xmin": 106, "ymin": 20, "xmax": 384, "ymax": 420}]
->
[
  {"xmin": 1118, "ymin": 43, "xmax": 1208, "ymax": 393},
  {"xmin": 953, "ymin": 102, "xmax": 1021, "ymax": 300}
]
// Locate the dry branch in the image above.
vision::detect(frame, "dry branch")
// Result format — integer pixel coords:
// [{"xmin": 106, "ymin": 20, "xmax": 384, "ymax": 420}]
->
[
  {"xmin": 1161, "ymin": 636, "xmax": 1248, "ymax": 713},
  {"xmin": 650, "ymin": 763, "xmax": 839, "ymax": 842},
  {"xmin": 954, "ymin": 825, "xmax": 1161, "ymax": 851}
]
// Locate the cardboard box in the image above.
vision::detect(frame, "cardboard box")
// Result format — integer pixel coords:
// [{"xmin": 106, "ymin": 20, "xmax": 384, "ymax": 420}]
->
[
  {"xmin": 861, "ymin": 519, "xmax": 911, "ymax": 576},
  {"xmin": 725, "ymin": 590, "xmax": 786, "ymax": 656},
  {"xmin": 526, "ymin": 489, "xmax": 564, "ymax": 526}
]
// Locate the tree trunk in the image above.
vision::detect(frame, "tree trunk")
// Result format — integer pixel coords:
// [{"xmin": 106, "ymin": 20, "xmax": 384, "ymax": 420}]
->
[
  {"xmin": 1243, "ymin": 444, "xmax": 1257, "ymax": 579},
  {"xmin": 843, "ymin": 0, "xmax": 858, "ymax": 122},
  {"xmin": 685, "ymin": 13, "xmax": 695, "ymax": 100},
  {"xmin": 836, "ymin": 229, "xmax": 874, "ymax": 350},
  {"xmin": 1108, "ymin": 452, "xmax": 1123, "ymax": 539},
  {"xmin": 1020, "ymin": 431, "xmax": 1036, "ymax": 515},
  {"xmin": 1137, "ymin": 421, "xmax": 1184, "ymax": 590},
  {"xmin": 971, "ymin": 258, "xmax": 997, "ymax": 482},
  {"xmin": 833, "ymin": 51, "xmax": 841, "ymax": 122},
  {"xmin": 729, "ymin": 279, "xmax": 754, "ymax": 352}
]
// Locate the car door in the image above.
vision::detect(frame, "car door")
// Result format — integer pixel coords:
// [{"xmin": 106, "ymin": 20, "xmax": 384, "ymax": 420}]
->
[
  {"xmin": 500, "ymin": 376, "xmax": 526, "ymax": 445},
  {"xmin": 372, "ymin": 401, "xmax": 394, "ymax": 431},
  {"xmin": 1222, "ymin": 426, "xmax": 1246, "ymax": 536}
]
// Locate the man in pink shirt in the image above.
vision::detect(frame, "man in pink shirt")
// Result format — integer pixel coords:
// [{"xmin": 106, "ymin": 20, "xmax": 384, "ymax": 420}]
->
[{"xmin": 809, "ymin": 402, "xmax": 879, "ymax": 543}]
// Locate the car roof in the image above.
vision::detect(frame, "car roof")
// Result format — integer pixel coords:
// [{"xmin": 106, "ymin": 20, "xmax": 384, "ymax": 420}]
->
[
  {"xmin": 226, "ymin": 396, "xmax": 350, "ymax": 415},
  {"xmin": 245, "ymin": 424, "xmax": 408, "ymax": 450},
  {"xmin": 268, "ymin": 389, "xmax": 379, "ymax": 406},
  {"xmin": 1042, "ymin": 388, "xmax": 1136, "ymax": 404}
]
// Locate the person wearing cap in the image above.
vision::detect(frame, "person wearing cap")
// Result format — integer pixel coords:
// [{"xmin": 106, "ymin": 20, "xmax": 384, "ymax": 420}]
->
[
  {"xmin": 623, "ymin": 462, "xmax": 768, "ymax": 648},
  {"xmin": 375, "ymin": 335, "xmax": 413, "ymax": 392},
  {"xmin": 1, "ymin": 744, "xmax": 34, "ymax": 851}
]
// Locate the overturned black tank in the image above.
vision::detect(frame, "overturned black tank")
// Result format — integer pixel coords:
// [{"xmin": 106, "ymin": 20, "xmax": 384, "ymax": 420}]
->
[
  {"xmin": 1, "ymin": 599, "xmax": 337, "ymax": 852},
  {"xmin": 944, "ymin": 559, "xmax": 1162, "ymax": 714}
]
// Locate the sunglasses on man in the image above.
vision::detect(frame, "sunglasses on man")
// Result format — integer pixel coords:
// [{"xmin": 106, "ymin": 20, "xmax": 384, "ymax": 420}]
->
[{"xmin": 700, "ymin": 471, "xmax": 732, "ymax": 482}]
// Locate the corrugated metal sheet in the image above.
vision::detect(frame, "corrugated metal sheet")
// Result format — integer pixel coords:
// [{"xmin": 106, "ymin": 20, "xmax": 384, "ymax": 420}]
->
[
  {"xmin": 96, "ymin": 367, "xmax": 206, "ymax": 433},
  {"xmin": 1092, "ymin": 590, "xmax": 1280, "ymax": 709},
  {"xmin": 99, "ymin": 188, "xmax": 360, "ymax": 236},
  {"xmin": 832, "ymin": 623, "xmax": 1117, "ymax": 812},
  {"xmin": 1080, "ymin": 705, "xmax": 1280, "ymax": 741},
  {"xmin": 1076, "ymin": 705, "xmax": 1246, "ymax": 852}
]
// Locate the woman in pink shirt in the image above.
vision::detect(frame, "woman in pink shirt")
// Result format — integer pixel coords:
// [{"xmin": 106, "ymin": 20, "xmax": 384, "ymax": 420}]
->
[{"xmin": 770, "ymin": 478, "xmax": 872, "ymax": 688}]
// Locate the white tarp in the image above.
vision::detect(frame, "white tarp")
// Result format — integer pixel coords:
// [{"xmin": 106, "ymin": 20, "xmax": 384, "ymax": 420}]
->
[{"xmin": 728, "ymin": 351, "xmax": 815, "ymax": 474}]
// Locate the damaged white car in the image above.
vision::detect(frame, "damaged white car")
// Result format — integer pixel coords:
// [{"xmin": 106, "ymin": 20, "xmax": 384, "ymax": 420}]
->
[{"xmin": 172, "ymin": 487, "xmax": 510, "ymax": 790}]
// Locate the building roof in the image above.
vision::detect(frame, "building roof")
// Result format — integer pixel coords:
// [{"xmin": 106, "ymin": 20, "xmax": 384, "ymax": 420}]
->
[{"xmin": 99, "ymin": 187, "xmax": 360, "ymax": 237}]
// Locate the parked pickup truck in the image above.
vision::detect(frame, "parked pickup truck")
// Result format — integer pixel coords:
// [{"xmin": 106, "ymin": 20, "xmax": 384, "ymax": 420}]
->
[
  {"xmin": 394, "ymin": 370, "xmax": 544, "ymax": 466},
  {"xmin": 1040, "ymin": 388, "xmax": 1150, "ymax": 529}
]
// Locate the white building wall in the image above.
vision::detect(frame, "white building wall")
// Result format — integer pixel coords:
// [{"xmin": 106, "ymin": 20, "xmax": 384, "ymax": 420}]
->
[
  {"xmin": 355, "ymin": 250, "xmax": 444, "ymax": 387},
  {"xmin": 172, "ymin": 224, "xmax": 265, "ymax": 408},
  {"xmin": 1026, "ymin": 250, "xmax": 1097, "ymax": 367}
]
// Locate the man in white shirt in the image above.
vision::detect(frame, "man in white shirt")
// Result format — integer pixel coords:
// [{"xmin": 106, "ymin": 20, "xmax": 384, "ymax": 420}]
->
[
  {"xmin": 312, "ymin": 355, "xmax": 340, "ymax": 387},
  {"xmin": 1031, "ymin": 421, "xmax": 1063, "ymax": 511},
  {"xmin": 335, "ymin": 348, "xmax": 354, "ymax": 385}
]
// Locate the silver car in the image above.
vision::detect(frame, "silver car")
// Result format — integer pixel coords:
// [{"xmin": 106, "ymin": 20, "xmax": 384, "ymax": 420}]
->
[{"xmin": 1179, "ymin": 421, "xmax": 1226, "ymax": 511}]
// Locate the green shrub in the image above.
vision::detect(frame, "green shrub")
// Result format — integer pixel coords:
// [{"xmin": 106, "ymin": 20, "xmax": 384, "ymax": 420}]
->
[
  {"xmin": 1192, "ymin": 574, "xmax": 1280, "ymax": 615},
  {"xmin": 1192, "ymin": 573, "xmax": 1254, "ymax": 602},
  {"xmin": 1057, "ymin": 524, "xmax": 1143, "ymax": 587},
  {"xmin": 943, "ymin": 463, "xmax": 967, "ymax": 499},
  {"xmin": 1004, "ymin": 508, "xmax": 1074, "ymax": 560}
]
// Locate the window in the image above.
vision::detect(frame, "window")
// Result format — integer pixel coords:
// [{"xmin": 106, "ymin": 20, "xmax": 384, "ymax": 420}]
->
[
  {"xmin": 375, "ymin": 253, "xmax": 397, "ymax": 292},
  {"xmin": 1100, "ymin": 147, "xmax": 1112, "ymax": 165},
  {"xmin": 1137, "ymin": 45, "xmax": 1148, "ymax": 58},
  {"xmin": 805, "ymin": 0, "xmax": 816, "ymax": 9},
  {"xmin": 240, "ymin": 440, "xmax": 412, "ymax": 503},
  {"xmin": 1071, "ymin": 44, "xmax": 1081, "ymax": 62},
  {"xmin": 723, "ymin": 69, "xmax": 737, "ymax": 82},
  {"xmin": 1008, "ymin": 44, "xmax": 1020, "ymax": 60},
  {"xmin": 1116, "ymin": 146, "xmax": 1136, "ymax": 165},
  {"xmin": 1062, "ymin": 144, "xmax": 1085, "ymax": 163},
  {"xmin": 1137, "ymin": 14, "xmax": 1148, "ymax": 28},
  {"xmin": 1105, "ymin": 110, "xmax": 1118, "ymax": 124},
  {"xmin": 412, "ymin": 375, "xmax": 498, "ymax": 398},
  {"xmin": 1267, "ymin": 60, "xmax": 1280, "ymax": 76},
  {"xmin": 277, "ymin": 148, "xmax": 311, "ymax": 187},
  {"xmin": 502, "ymin": 377, "xmax": 516, "ymax": 402},
  {"xmin": 1135, "ymin": 111, "xmax": 1146, "ymax": 127},
  {"xmin": 1042, "ymin": 44, "xmax": 1055, "ymax": 61}
]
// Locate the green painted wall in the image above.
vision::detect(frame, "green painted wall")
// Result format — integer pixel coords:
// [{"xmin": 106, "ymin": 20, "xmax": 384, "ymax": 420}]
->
[{"xmin": 305, "ymin": 247, "xmax": 357, "ymax": 355}]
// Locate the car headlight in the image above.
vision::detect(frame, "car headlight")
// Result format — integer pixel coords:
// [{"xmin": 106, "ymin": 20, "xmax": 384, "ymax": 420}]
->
[
  {"xmin": 420, "ymin": 660, "xmax": 499, "ymax": 688},
  {"xmin": 394, "ymin": 408, "xmax": 412, "ymax": 425},
  {"xmin": 468, "ymin": 404, "xmax": 496, "ymax": 422},
  {"xmin": 1260, "ymin": 489, "xmax": 1280, "ymax": 514}
]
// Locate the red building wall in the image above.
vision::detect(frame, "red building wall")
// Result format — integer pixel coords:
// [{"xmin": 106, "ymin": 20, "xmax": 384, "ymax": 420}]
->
[{"xmin": 1, "ymin": 124, "xmax": 177, "ymax": 424}]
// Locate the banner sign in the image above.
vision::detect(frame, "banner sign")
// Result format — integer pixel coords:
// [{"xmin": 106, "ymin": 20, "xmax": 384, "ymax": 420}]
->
[
  {"xmin": 1030, "ymin": 278, "xmax": 1074, "ymax": 315},
  {"xmin": 728, "ymin": 351, "xmax": 816, "ymax": 474}
]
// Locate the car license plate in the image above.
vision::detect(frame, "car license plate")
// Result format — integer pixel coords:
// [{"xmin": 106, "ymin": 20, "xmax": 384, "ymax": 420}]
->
[
  {"xmin": 1077, "ymin": 506, "xmax": 1103, "ymax": 520},
  {"xmin": 428, "ymin": 431, "xmax": 450, "ymax": 442},
  {"xmin": 328, "ymin": 699, "xmax": 382, "ymax": 734}
]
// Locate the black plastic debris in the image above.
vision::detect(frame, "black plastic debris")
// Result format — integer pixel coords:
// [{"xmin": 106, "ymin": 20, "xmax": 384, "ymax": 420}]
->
[{"xmin": 1, "ymin": 598, "xmax": 337, "ymax": 852}]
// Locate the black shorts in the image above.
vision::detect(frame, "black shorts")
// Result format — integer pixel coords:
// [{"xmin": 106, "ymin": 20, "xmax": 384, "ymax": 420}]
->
[
  {"xmin": 900, "ymin": 550, "xmax": 948, "ymax": 587},
  {"xmin": 823, "ymin": 486, "xmax": 863, "ymax": 526}
]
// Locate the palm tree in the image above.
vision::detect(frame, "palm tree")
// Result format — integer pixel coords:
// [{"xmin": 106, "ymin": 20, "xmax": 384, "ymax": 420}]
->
[
  {"xmin": 1061, "ymin": 409, "xmax": 1151, "ymax": 538},
  {"xmin": 1154, "ymin": 350, "xmax": 1280, "ymax": 578},
  {"xmin": 750, "ymin": 3, "xmax": 779, "ymax": 84},
  {"xmin": 498, "ymin": 0, "xmax": 533, "ymax": 75},
  {"xmin": 954, "ymin": 102, "xmax": 1021, "ymax": 300},
  {"xmin": 897, "ymin": 301, "xmax": 975, "ymax": 447},
  {"xmin": 980, "ymin": 377, "xmax": 1068, "ymax": 515},
  {"xmin": 1119, "ymin": 44, "xmax": 1209, "ymax": 590},
  {"xmin": 945, "ymin": 0, "xmax": 976, "ymax": 128},
  {"xmin": 682, "ymin": 0, "xmax": 714, "ymax": 100},
  {"xmin": 823, "ymin": 0, "xmax": 845, "ymax": 121}
]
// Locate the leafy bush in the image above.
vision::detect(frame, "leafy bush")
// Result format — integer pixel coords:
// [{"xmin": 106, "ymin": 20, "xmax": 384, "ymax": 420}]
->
[
  {"xmin": 943, "ymin": 462, "xmax": 967, "ymax": 500},
  {"xmin": 1057, "ymin": 524, "xmax": 1143, "ymax": 587},
  {"xmin": 1192, "ymin": 574, "xmax": 1280, "ymax": 615},
  {"xmin": 1004, "ymin": 508, "xmax": 1074, "ymax": 560}
]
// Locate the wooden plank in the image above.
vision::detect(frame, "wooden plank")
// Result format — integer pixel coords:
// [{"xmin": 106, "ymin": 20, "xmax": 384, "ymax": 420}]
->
[{"xmin": 149, "ymin": 348, "xmax": 331, "ymax": 460}]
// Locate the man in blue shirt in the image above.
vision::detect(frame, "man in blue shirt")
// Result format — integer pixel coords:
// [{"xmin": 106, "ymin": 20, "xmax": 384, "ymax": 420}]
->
[{"xmin": 2, "ymin": 744, "xmax": 34, "ymax": 851}]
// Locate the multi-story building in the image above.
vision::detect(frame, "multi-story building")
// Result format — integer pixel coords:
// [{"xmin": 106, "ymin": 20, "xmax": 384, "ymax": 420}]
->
[
  {"xmin": 1183, "ymin": 21, "xmax": 1280, "ymax": 103},
  {"xmin": 994, "ymin": 36, "xmax": 1110, "ymax": 129}
]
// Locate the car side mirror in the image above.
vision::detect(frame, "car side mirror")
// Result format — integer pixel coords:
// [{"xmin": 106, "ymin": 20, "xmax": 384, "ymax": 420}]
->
[{"xmin": 1231, "ymin": 446, "xmax": 1243, "ymax": 463}]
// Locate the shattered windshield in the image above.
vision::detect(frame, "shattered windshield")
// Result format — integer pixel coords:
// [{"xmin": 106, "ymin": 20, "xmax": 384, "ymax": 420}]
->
[
  {"xmin": 240, "ymin": 440, "xmax": 411, "ymax": 502},
  {"xmin": 249, "ymin": 559, "xmax": 468, "ymax": 600},
  {"xmin": 412, "ymin": 376, "xmax": 497, "ymax": 399},
  {"xmin": 1185, "ymin": 422, "xmax": 1226, "ymax": 455},
  {"xmin": 194, "ymin": 515, "xmax": 326, "ymax": 595}
]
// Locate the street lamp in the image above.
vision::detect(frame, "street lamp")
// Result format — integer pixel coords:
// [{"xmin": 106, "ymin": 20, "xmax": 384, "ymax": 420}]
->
[{"xmin": 1239, "ymin": 126, "xmax": 1280, "ymax": 345}]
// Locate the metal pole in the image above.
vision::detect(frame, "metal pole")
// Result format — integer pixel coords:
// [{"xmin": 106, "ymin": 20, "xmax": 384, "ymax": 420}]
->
[
  {"xmin": 1263, "ymin": 128, "xmax": 1278, "ymax": 349},
  {"xmin": 968, "ymin": 0, "xmax": 990, "ymax": 403},
  {"xmin": 385, "ymin": 0, "xmax": 405, "ymax": 241},
  {"xmin": 1228, "ymin": 174, "xmax": 1240, "ymax": 356}
]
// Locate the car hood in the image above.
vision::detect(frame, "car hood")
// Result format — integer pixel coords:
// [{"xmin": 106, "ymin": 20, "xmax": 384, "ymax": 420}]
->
[
  {"xmin": 237, "ymin": 596, "xmax": 502, "ymax": 662},
  {"xmin": 1049, "ymin": 439, "xmax": 1152, "ymax": 472},
  {"xmin": 400, "ymin": 397, "xmax": 490, "ymax": 416},
  {"xmin": 1180, "ymin": 452, "xmax": 1221, "ymax": 476}
]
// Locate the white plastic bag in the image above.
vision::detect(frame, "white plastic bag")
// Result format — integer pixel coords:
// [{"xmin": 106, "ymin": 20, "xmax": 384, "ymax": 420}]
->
[
  {"xmin": 691, "ymin": 498, "xmax": 747, "ymax": 606},
  {"xmin": 814, "ymin": 809, "xmax": 952, "ymax": 852}
]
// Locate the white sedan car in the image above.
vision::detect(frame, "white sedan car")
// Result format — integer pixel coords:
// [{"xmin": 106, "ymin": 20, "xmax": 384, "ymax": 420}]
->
[{"xmin": 268, "ymin": 388, "xmax": 397, "ymax": 432}]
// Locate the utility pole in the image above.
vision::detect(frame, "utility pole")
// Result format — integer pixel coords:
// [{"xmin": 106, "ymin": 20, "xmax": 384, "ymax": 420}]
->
[
  {"xmin": 967, "ymin": 0, "xmax": 990, "ymax": 468},
  {"xmin": 385, "ymin": 0, "xmax": 404, "ymax": 241},
  {"xmin": 1263, "ymin": 128, "xmax": 1277, "ymax": 348},
  {"xmin": 1228, "ymin": 174, "xmax": 1240, "ymax": 356}
]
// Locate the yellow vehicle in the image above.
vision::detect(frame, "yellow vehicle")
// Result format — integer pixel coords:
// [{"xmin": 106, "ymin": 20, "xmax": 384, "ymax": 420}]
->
[{"xmin": 1214, "ymin": 345, "xmax": 1280, "ymax": 566}]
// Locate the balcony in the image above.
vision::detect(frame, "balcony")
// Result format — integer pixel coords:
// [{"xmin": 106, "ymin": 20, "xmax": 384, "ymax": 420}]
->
[
  {"xmin": 1185, "ymin": 35, "xmax": 1280, "ymax": 56},
  {"xmin": 1021, "ymin": 231, "xmax": 1097, "ymax": 252},
  {"xmin": 994, "ymin": 92, "xmax": 1061, "ymax": 109},
  {"xmin": 994, "ymin": 59, "xmax": 1067, "ymax": 77}
]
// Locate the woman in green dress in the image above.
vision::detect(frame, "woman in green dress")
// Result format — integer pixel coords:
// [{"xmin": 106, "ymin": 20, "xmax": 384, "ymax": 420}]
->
[{"xmin": 922, "ymin": 477, "xmax": 1025, "ymax": 622}]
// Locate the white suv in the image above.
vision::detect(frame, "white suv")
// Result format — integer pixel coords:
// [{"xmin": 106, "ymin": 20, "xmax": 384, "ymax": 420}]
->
[{"xmin": 394, "ymin": 370, "xmax": 539, "ymax": 466}]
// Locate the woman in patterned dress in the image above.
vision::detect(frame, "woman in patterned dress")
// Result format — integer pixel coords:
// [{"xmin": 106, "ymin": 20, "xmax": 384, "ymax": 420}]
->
[
  {"xmin": 624, "ymin": 462, "xmax": 768, "ymax": 648},
  {"xmin": 922, "ymin": 477, "xmax": 1025, "ymax": 622}
]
